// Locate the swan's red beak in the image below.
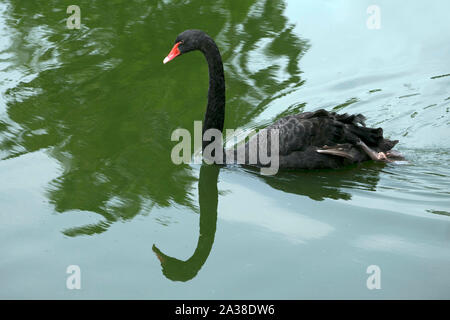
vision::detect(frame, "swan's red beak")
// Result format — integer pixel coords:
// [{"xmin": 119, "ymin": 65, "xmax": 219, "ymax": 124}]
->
[{"xmin": 163, "ymin": 42, "xmax": 182, "ymax": 64}]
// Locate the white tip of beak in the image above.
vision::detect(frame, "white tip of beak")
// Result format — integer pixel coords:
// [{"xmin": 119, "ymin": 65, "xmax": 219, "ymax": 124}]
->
[{"xmin": 163, "ymin": 56, "xmax": 170, "ymax": 64}]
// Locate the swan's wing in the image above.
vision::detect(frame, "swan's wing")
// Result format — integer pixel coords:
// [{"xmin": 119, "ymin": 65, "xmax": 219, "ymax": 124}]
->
[
  {"xmin": 264, "ymin": 109, "xmax": 385, "ymax": 155},
  {"xmin": 240, "ymin": 109, "xmax": 393, "ymax": 167},
  {"xmin": 265, "ymin": 116, "xmax": 312, "ymax": 155}
]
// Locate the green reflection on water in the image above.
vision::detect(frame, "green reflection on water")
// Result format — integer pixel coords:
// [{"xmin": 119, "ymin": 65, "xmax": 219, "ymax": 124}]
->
[{"xmin": 0, "ymin": 0, "xmax": 308, "ymax": 238}]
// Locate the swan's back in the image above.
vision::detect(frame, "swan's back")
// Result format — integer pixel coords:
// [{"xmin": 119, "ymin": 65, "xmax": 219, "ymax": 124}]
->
[{"xmin": 237, "ymin": 109, "xmax": 399, "ymax": 169}]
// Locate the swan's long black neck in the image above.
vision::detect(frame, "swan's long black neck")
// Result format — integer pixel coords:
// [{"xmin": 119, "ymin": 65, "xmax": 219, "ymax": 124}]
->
[{"xmin": 200, "ymin": 37, "xmax": 225, "ymax": 151}]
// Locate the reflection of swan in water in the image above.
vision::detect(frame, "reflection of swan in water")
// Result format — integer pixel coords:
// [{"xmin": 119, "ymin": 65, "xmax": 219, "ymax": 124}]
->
[
  {"xmin": 152, "ymin": 164, "xmax": 220, "ymax": 282},
  {"xmin": 152, "ymin": 162, "xmax": 384, "ymax": 282}
]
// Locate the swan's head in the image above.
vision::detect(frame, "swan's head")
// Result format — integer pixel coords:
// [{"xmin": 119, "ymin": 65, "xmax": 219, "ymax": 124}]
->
[{"xmin": 163, "ymin": 29, "xmax": 208, "ymax": 64}]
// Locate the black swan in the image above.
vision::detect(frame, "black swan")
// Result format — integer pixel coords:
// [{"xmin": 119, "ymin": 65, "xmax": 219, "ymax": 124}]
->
[{"xmin": 163, "ymin": 29, "xmax": 403, "ymax": 170}]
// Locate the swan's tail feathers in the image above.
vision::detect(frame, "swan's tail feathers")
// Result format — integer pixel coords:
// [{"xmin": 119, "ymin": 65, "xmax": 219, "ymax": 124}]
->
[
  {"xmin": 335, "ymin": 113, "xmax": 367, "ymax": 127},
  {"xmin": 378, "ymin": 139, "xmax": 399, "ymax": 152},
  {"xmin": 347, "ymin": 125, "xmax": 384, "ymax": 146},
  {"xmin": 316, "ymin": 144, "xmax": 355, "ymax": 160},
  {"xmin": 306, "ymin": 109, "xmax": 399, "ymax": 153}
]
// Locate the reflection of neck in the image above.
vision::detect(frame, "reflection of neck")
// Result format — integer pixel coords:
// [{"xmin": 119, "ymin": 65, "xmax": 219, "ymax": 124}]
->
[
  {"xmin": 152, "ymin": 164, "xmax": 220, "ymax": 282},
  {"xmin": 201, "ymin": 37, "xmax": 225, "ymax": 151}
]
